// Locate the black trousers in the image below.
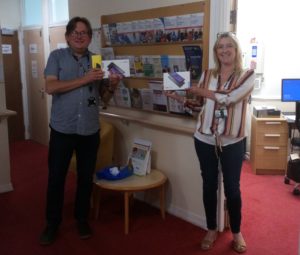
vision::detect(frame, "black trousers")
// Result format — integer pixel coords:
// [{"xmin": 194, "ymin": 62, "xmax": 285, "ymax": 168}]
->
[
  {"xmin": 194, "ymin": 138, "xmax": 245, "ymax": 233},
  {"xmin": 46, "ymin": 128, "xmax": 100, "ymax": 226}
]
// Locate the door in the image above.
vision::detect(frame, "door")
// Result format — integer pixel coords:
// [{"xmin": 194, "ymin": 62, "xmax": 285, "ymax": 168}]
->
[
  {"xmin": 49, "ymin": 26, "xmax": 67, "ymax": 51},
  {"xmin": 2, "ymin": 31, "xmax": 25, "ymax": 142},
  {"xmin": 23, "ymin": 29, "xmax": 49, "ymax": 145}
]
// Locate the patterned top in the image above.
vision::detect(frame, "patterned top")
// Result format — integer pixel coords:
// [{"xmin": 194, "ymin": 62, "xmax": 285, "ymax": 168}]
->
[
  {"xmin": 194, "ymin": 69, "xmax": 255, "ymax": 146},
  {"xmin": 45, "ymin": 47, "xmax": 105, "ymax": 135}
]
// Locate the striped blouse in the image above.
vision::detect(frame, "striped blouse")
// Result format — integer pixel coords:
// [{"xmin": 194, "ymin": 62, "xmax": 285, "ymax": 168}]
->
[{"xmin": 194, "ymin": 69, "xmax": 255, "ymax": 147}]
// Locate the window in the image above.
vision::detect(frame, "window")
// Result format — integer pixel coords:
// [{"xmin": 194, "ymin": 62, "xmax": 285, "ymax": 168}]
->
[
  {"xmin": 237, "ymin": 0, "xmax": 300, "ymax": 99},
  {"xmin": 22, "ymin": 0, "xmax": 69, "ymax": 27},
  {"xmin": 49, "ymin": 0, "xmax": 69, "ymax": 25},
  {"xmin": 22, "ymin": 0, "xmax": 43, "ymax": 26}
]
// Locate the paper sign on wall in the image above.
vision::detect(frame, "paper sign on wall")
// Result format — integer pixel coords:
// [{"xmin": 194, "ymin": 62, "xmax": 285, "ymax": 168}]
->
[
  {"xmin": 57, "ymin": 43, "xmax": 67, "ymax": 49},
  {"xmin": 2, "ymin": 44, "xmax": 12, "ymax": 54},
  {"xmin": 29, "ymin": 44, "xmax": 38, "ymax": 54},
  {"xmin": 31, "ymin": 60, "xmax": 38, "ymax": 78}
]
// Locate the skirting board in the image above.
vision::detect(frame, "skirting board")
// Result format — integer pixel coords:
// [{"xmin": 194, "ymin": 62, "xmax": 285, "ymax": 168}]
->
[
  {"xmin": 0, "ymin": 183, "xmax": 14, "ymax": 193},
  {"xmin": 135, "ymin": 195, "xmax": 207, "ymax": 230},
  {"xmin": 167, "ymin": 204, "xmax": 207, "ymax": 230}
]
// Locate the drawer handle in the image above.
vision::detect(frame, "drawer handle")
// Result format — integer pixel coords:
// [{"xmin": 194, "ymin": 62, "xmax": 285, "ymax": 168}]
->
[
  {"xmin": 265, "ymin": 122, "xmax": 281, "ymax": 125},
  {"xmin": 264, "ymin": 134, "xmax": 280, "ymax": 137},
  {"xmin": 264, "ymin": 146, "xmax": 280, "ymax": 150}
]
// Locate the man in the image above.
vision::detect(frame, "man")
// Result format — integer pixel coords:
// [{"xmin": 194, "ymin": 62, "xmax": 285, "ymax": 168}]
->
[{"xmin": 39, "ymin": 16, "xmax": 120, "ymax": 245}]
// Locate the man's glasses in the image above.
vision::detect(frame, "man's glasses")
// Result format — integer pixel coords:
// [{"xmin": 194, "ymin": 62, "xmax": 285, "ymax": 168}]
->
[{"xmin": 71, "ymin": 31, "xmax": 89, "ymax": 38}]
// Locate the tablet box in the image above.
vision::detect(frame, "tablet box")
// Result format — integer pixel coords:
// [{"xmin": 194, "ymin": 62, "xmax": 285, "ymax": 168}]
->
[
  {"xmin": 102, "ymin": 59, "xmax": 130, "ymax": 78},
  {"xmin": 163, "ymin": 71, "xmax": 190, "ymax": 90}
]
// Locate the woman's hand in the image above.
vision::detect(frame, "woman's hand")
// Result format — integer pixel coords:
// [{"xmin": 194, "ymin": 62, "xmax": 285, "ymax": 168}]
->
[
  {"xmin": 186, "ymin": 86, "xmax": 216, "ymax": 100},
  {"xmin": 164, "ymin": 90, "xmax": 185, "ymax": 103}
]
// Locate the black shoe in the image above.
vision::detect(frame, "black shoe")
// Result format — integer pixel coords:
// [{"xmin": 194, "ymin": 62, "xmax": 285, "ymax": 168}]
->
[
  {"xmin": 77, "ymin": 221, "xmax": 92, "ymax": 239},
  {"xmin": 39, "ymin": 224, "xmax": 59, "ymax": 245}
]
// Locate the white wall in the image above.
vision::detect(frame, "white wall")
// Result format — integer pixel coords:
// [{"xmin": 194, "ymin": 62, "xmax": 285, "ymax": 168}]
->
[
  {"xmin": 0, "ymin": 0, "xmax": 21, "ymax": 29},
  {"xmin": 237, "ymin": 0, "xmax": 300, "ymax": 99}
]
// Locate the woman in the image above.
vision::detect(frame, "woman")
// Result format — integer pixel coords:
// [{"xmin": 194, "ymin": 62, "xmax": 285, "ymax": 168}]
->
[{"xmin": 167, "ymin": 32, "xmax": 255, "ymax": 253}]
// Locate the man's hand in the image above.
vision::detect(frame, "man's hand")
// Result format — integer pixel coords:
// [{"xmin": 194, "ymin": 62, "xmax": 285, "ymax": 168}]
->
[{"xmin": 84, "ymin": 68, "xmax": 104, "ymax": 83}]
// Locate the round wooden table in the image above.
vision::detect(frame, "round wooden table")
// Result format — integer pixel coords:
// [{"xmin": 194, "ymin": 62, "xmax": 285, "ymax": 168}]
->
[{"xmin": 93, "ymin": 169, "xmax": 167, "ymax": 234}]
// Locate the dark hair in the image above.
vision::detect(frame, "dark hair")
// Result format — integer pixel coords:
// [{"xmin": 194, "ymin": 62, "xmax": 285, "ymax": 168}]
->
[{"xmin": 65, "ymin": 16, "xmax": 93, "ymax": 38}]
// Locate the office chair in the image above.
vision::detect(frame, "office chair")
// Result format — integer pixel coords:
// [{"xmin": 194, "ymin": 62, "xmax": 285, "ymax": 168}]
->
[
  {"xmin": 284, "ymin": 118, "xmax": 300, "ymax": 195},
  {"xmin": 290, "ymin": 119, "xmax": 300, "ymax": 152}
]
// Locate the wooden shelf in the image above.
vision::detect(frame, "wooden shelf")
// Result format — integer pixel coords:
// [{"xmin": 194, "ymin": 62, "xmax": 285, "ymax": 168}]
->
[
  {"xmin": 101, "ymin": 1, "xmax": 210, "ymax": 87},
  {"xmin": 100, "ymin": 1, "xmax": 210, "ymax": 120},
  {"xmin": 100, "ymin": 110, "xmax": 195, "ymax": 135}
]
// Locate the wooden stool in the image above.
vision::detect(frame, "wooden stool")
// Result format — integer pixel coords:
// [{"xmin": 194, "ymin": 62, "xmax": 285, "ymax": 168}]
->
[{"xmin": 93, "ymin": 169, "xmax": 167, "ymax": 234}]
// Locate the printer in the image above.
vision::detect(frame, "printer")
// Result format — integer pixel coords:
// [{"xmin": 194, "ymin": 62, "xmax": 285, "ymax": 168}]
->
[{"xmin": 253, "ymin": 106, "xmax": 281, "ymax": 118}]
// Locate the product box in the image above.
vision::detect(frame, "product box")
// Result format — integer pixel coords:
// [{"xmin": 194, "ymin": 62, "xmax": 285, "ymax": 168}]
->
[
  {"xmin": 102, "ymin": 59, "xmax": 130, "ymax": 78},
  {"xmin": 91, "ymin": 55, "xmax": 102, "ymax": 68},
  {"xmin": 163, "ymin": 71, "xmax": 190, "ymax": 90}
]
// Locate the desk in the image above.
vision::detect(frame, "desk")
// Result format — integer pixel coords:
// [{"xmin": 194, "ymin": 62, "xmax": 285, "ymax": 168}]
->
[{"xmin": 93, "ymin": 169, "xmax": 167, "ymax": 234}]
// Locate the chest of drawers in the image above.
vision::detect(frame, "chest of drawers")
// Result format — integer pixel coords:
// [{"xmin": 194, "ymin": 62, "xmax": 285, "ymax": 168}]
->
[{"xmin": 250, "ymin": 116, "xmax": 288, "ymax": 174}]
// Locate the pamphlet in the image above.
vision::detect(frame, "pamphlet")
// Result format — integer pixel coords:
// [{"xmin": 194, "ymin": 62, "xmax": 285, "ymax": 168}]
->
[
  {"xmin": 148, "ymin": 81, "xmax": 168, "ymax": 112},
  {"xmin": 140, "ymin": 88, "xmax": 154, "ymax": 111},
  {"xmin": 128, "ymin": 138, "xmax": 152, "ymax": 176},
  {"xmin": 100, "ymin": 47, "xmax": 115, "ymax": 60},
  {"xmin": 168, "ymin": 90, "xmax": 187, "ymax": 114},
  {"xmin": 113, "ymin": 83, "xmax": 131, "ymax": 108},
  {"xmin": 182, "ymin": 45, "xmax": 203, "ymax": 80}
]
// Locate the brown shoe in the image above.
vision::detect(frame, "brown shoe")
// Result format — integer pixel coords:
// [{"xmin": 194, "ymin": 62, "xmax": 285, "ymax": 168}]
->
[
  {"xmin": 201, "ymin": 230, "xmax": 217, "ymax": 250},
  {"xmin": 232, "ymin": 239, "xmax": 247, "ymax": 253}
]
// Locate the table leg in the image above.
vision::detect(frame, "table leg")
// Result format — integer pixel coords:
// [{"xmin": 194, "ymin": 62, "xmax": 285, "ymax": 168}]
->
[
  {"xmin": 160, "ymin": 184, "xmax": 166, "ymax": 219},
  {"xmin": 93, "ymin": 185, "xmax": 100, "ymax": 220},
  {"xmin": 124, "ymin": 191, "xmax": 130, "ymax": 234}
]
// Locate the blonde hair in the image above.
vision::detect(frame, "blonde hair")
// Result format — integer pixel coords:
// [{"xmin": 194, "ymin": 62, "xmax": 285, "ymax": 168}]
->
[{"xmin": 212, "ymin": 32, "xmax": 243, "ymax": 77}]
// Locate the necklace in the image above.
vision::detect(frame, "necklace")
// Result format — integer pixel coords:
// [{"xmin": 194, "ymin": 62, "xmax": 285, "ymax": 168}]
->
[{"xmin": 218, "ymin": 72, "xmax": 235, "ymax": 89}]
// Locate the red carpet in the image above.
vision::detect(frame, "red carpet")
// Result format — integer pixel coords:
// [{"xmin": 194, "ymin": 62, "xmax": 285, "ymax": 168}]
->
[{"xmin": 0, "ymin": 140, "xmax": 299, "ymax": 255}]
